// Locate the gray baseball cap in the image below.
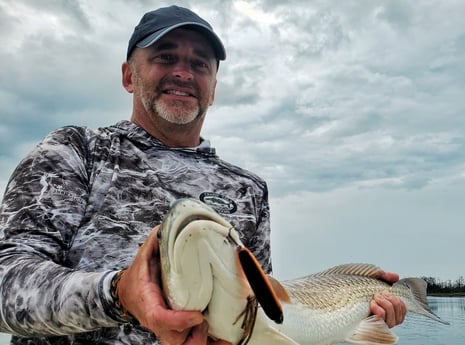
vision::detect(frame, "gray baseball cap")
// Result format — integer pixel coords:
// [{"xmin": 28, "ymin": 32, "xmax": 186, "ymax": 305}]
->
[{"xmin": 127, "ymin": 6, "xmax": 226, "ymax": 61}]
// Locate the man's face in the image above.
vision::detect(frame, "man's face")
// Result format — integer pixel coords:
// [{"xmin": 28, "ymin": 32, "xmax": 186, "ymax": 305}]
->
[{"xmin": 129, "ymin": 28, "xmax": 218, "ymax": 127}]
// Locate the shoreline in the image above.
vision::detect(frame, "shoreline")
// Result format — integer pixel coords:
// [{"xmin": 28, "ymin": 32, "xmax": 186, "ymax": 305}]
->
[{"xmin": 428, "ymin": 292, "xmax": 465, "ymax": 297}]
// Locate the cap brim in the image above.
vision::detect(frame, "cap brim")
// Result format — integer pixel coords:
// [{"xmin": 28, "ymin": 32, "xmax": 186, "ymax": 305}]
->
[{"xmin": 136, "ymin": 22, "xmax": 226, "ymax": 60}]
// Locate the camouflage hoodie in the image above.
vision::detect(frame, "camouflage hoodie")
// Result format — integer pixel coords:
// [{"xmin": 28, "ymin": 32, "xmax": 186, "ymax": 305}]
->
[{"xmin": 0, "ymin": 121, "xmax": 271, "ymax": 345}]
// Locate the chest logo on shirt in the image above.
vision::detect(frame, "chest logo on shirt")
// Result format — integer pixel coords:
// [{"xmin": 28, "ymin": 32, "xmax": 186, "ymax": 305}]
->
[{"xmin": 199, "ymin": 192, "xmax": 237, "ymax": 215}]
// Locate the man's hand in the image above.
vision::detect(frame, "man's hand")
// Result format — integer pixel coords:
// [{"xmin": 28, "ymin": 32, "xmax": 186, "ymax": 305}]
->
[
  {"xmin": 116, "ymin": 226, "xmax": 206, "ymax": 345},
  {"xmin": 184, "ymin": 322, "xmax": 231, "ymax": 345},
  {"xmin": 370, "ymin": 271, "xmax": 407, "ymax": 328}
]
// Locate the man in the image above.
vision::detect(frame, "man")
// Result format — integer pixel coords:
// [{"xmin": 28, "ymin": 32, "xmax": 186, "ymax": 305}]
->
[{"xmin": 0, "ymin": 5, "xmax": 406, "ymax": 345}]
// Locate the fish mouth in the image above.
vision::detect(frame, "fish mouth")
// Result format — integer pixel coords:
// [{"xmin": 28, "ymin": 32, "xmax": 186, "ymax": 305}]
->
[
  {"xmin": 158, "ymin": 199, "xmax": 239, "ymax": 307},
  {"xmin": 158, "ymin": 199, "xmax": 235, "ymax": 267}
]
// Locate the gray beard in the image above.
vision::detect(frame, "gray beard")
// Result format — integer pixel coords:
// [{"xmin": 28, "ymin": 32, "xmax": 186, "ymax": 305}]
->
[{"xmin": 142, "ymin": 96, "xmax": 203, "ymax": 125}]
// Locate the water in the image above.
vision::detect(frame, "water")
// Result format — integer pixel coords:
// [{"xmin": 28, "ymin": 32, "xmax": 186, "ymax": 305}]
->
[
  {"xmin": 395, "ymin": 296, "xmax": 465, "ymax": 345},
  {"xmin": 0, "ymin": 297, "xmax": 463, "ymax": 344}
]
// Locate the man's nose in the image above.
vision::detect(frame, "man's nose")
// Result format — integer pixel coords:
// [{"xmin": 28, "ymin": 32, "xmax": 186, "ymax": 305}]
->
[{"xmin": 172, "ymin": 61, "xmax": 194, "ymax": 81}]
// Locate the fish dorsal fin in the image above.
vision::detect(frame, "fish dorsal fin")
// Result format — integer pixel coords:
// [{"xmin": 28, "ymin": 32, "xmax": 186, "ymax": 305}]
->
[
  {"xmin": 267, "ymin": 275, "xmax": 291, "ymax": 303},
  {"xmin": 315, "ymin": 263, "xmax": 383, "ymax": 279},
  {"xmin": 346, "ymin": 315, "xmax": 398, "ymax": 345}
]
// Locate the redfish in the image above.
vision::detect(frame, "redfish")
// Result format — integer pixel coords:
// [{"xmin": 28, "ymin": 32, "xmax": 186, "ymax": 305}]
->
[{"xmin": 158, "ymin": 199, "xmax": 447, "ymax": 345}]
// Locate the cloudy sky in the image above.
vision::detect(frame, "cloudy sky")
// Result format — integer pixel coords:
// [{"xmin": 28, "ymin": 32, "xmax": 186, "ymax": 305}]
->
[{"xmin": 1, "ymin": 0, "xmax": 464, "ymax": 284}]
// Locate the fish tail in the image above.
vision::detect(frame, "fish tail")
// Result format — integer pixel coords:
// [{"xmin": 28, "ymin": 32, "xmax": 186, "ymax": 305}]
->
[{"xmin": 395, "ymin": 278, "xmax": 449, "ymax": 325}]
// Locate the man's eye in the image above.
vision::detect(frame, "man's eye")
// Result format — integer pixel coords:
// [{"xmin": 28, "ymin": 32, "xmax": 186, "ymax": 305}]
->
[
  {"xmin": 192, "ymin": 60, "xmax": 209, "ymax": 70},
  {"xmin": 156, "ymin": 54, "xmax": 176, "ymax": 63}
]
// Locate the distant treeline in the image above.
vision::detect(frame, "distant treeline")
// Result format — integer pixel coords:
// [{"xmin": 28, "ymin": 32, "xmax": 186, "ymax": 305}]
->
[{"xmin": 423, "ymin": 276, "xmax": 465, "ymax": 295}]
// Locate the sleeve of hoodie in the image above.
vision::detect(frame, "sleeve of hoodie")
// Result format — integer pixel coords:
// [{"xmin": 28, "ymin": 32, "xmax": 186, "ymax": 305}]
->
[{"xmin": 0, "ymin": 126, "xmax": 121, "ymax": 336}]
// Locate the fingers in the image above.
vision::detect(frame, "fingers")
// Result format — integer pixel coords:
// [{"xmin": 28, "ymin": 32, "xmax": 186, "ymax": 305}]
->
[
  {"xmin": 150, "ymin": 306, "xmax": 204, "ymax": 333},
  {"xmin": 139, "ymin": 226, "xmax": 162, "ymax": 283},
  {"xmin": 184, "ymin": 322, "xmax": 232, "ymax": 345},
  {"xmin": 208, "ymin": 339, "xmax": 232, "ymax": 345},
  {"xmin": 139, "ymin": 226, "xmax": 161, "ymax": 264},
  {"xmin": 379, "ymin": 271, "xmax": 400, "ymax": 284},
  {"xmin": 158, "ymin": 329, "xmax": 191, "ymax": 345},
  {"xmin": 160, "ymin": 321, "xmax": 232, "ymax": 345},
  {"xmin": 371, "ymin": 292, "xmax": 407, "ymax": 328},
  {"xmin": 372, "ymin": 270, "xmax": 405, "ymax": 328},
  {"xmin": 182, "ymin": 321, "xmax": 209, "ymax": 345},
  {"xmin": 116, "ymin": 225, "xmax": 204, "ymax": 342}
]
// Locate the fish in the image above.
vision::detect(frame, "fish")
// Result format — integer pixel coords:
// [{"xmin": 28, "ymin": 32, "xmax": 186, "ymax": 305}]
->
[
  {"xmin": 158, "ymin": 198, "xmax": 448, "ymax": 345},
  {"xmin": 158, "ymin": 198, "xmax": 294, "ymax": 345},
  {"xmin": 272, "ymin": 264, "xmax": 449, "ymax": 345}
]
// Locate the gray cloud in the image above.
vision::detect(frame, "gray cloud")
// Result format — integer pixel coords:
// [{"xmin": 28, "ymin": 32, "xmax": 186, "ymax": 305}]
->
[
  {"xmin": 201, "ymin": 0, "xmax": 465, "ymax": 198},
  {"xmin": 1, "ymin": 0, "xmax": 464, "ymax": 281}
]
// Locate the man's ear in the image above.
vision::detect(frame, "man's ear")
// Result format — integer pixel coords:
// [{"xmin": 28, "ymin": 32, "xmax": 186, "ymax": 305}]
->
[
  {"xmin": 209, "ymin": 79, "xmax": 217, "ymax": 106},
  {"xmin": 122, "ymin": 62, "xmax": 134, "ymax": 93}
]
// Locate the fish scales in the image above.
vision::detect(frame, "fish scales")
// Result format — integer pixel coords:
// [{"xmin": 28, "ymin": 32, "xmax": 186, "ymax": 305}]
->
[
  {"xmin": 278, "ymin": 299, "xmax": 372, "ymax": 345},
  {"xmin": 277, "ymin": 275, "xmax": 390, "ymax": 344},
  {"xmin": 282, "ymin": 274, "xmax": 391, "ymax": 310}
]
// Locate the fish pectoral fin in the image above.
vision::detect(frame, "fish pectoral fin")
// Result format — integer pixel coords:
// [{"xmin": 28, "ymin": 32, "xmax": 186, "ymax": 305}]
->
[
  {"xmin": 346, "ymin": 316, "xmax": 398, "ymax": 345},
  {"xmin": 238, "ymin": 247, "xmax": 283, "ymax": 324},
  {"xmin": 267, "ymin": 275, "xmax": 291, "ymax": 304}
]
